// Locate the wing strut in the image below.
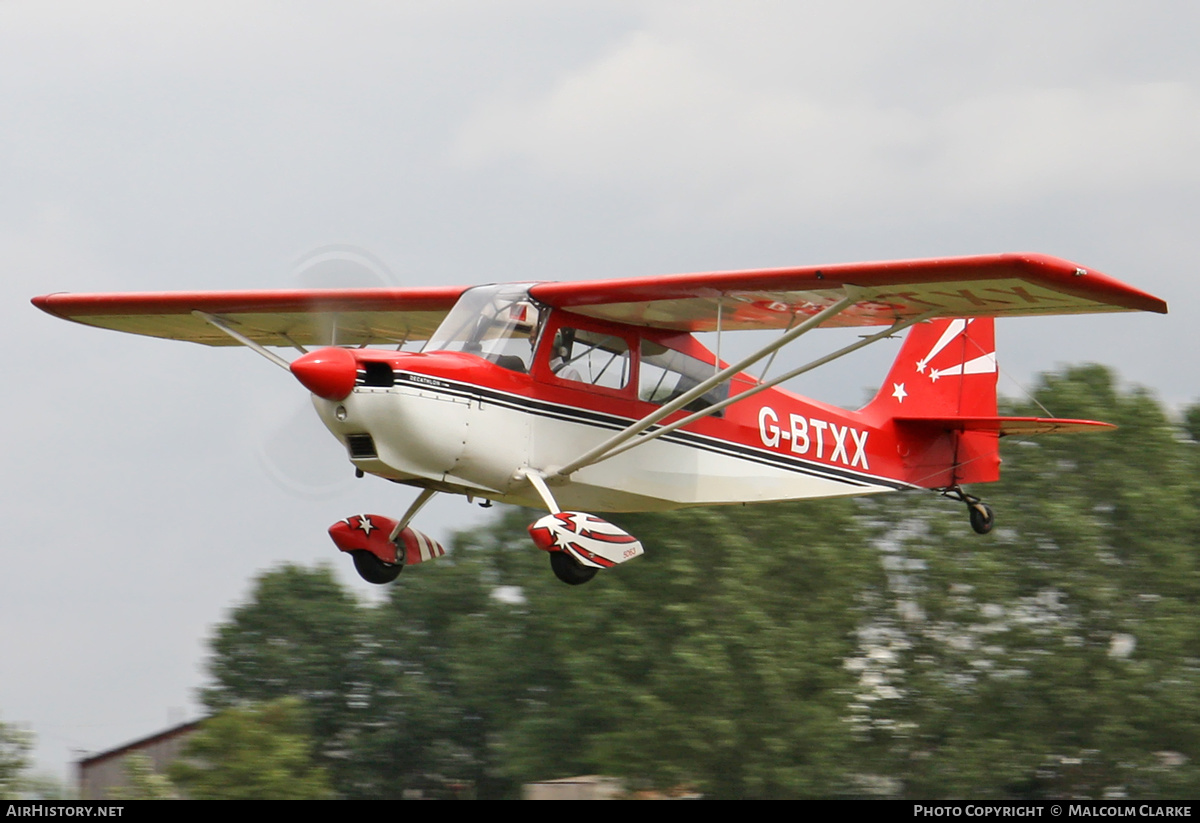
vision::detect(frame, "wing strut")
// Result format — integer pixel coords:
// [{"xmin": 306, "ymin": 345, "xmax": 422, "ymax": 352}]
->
[
  {"xmin": 551, "ymin": 293, "xmax": 860, "ymax": 478},
  {"xmin": 714, "ymin": 296, "xmax": 723, "ymax": 376},
  {"xmin": 192, "ymin": 311, "xmax": 293, "ymax": 371},
  {"xmin": 595, "ymin": 311, "xmax": 936, "ymax": 464},
  {"xmin": 758, "ymin": 312, "xmax": 796, "ymax": 382}
]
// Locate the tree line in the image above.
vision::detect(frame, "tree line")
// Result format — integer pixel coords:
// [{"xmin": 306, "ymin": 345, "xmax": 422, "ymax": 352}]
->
[{"xmin": 132, "ymin": 366, "xmax": 1200, "ymax": 798}]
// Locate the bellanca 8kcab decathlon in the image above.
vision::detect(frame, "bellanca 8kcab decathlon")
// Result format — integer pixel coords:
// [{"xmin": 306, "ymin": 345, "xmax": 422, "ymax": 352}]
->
[{"xmin": 33, "ymin": 253, "xmax": 1166, "ymax": 585}]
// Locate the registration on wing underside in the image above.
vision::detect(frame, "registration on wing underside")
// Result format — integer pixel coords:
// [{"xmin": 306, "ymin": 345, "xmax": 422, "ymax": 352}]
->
[{"xmin": 566, "ymin": 279, "xmax": 1133, "ymax": 332}]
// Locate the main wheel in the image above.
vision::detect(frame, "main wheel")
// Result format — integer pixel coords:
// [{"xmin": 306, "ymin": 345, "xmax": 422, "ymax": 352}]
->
[
  {"xmin": 351, "ymin": 550, "xmax": 403, "ymax": 584},
  {"xmin": 549, "ymin": 551, "xmax": 598, "ymax": 586},
  {"xmin": 968, "ymin": 502, "xmax": 995, "ymax": 535}
]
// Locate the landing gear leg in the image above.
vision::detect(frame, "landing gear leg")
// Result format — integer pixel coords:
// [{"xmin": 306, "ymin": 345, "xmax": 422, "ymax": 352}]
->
[
  {"xmin": 941, "ymin": 486, "xmax": 995, "ymax": 535},
  {"xmin": 389, "ymin": 488, "xmax": 438, "ymax": 542}
]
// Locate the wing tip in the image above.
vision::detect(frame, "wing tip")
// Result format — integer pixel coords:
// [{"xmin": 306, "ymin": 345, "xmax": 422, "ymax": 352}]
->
[
  {"xmin": 31, "ymin": 293, "xmax": 67, "ymax": 318},
  {"xmin": 1007, "ymin": 252, "xmax": 1169, "ymax": 315}
]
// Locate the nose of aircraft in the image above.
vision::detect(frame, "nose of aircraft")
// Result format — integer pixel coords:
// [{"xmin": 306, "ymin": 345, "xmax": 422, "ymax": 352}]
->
[{"xmin": 290, "ymin": 347, "xmax": 358, "ymax": 400}]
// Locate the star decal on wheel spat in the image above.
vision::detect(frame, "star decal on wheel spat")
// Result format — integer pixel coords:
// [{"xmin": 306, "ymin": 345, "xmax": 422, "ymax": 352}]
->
[{"xmin": 354, "ymin": 514, "xmax": 375, "ymax": 536}]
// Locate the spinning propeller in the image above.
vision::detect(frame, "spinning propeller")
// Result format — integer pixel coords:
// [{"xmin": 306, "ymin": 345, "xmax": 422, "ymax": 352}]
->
[{"xmin": 251, "ymin": 245, "xmax": 401, "ymax": 499}]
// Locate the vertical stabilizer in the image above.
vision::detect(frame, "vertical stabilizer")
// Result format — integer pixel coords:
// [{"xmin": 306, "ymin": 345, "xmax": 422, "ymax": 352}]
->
[
  {"xmin": 862, "ymin": 317, "xmax": 1000, "ymax": 487},
  {"xmin": 865, "ymin": 317, "xmax": 997, "ymax": 419}
]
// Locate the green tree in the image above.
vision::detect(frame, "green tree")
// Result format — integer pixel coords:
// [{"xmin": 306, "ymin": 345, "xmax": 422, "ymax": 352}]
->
[
  {"xmin": 200, "ymin": 365, "xmax": 1200, "ymax": 798},
  {"xmin": 107, "ymin": 754, "xmax": 177, "ymax": 800},
  {"xmin": 851, "ymin": 366, "xmax": 1200, "ymax": 798},
  {"xmin": 202, "ymin": 558, "xmax": 508, "ymax": 798},
  {"xmin": 0, "ymin": 719, "xmax": 32, "ymax": 800},
  {"xmin": 361, "ymin": 517, "xmax": 523, "ymax": 799},
  {"xmin": 169, "ymin": 699, "xmax": 333, "ymax": 800},
  {"xmin": 201, "ymin": 563, "xmax": 382, "ymax": 796},
  {"xmin": 1183, "ymin": 402, "xmax": 1200, "ymax": 443},
  {"xmin": 473, "ymin": 502, "xmax": 884, "ymax": 798}
]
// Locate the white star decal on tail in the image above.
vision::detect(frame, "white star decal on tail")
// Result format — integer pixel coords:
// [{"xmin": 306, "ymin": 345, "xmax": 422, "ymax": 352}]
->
[{"xmin": 912, "ymin": 319, "xmax": 996, "ymax": 383}]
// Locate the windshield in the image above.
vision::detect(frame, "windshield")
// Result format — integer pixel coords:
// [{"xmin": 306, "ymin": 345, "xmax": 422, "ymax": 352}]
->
[{"xmin": 424, "ymin": 284, "xmax": 542, "ymax": 373}]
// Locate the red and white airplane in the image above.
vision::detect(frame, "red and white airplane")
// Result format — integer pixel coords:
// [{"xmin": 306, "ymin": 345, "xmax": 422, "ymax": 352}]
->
[{"xmin": 33, "ymin": 253, "xmax": 1166, "ymax": 585}]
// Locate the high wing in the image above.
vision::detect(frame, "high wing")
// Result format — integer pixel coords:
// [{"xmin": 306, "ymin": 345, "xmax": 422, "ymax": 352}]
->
[
  {"xmin": 31, "ymin": 286, "xmax": 467, "ymax": 347},
  {"xmin": 529, "ymin": 252, "xmax": 1167, "ymax": 331},
  {"xmin": 32, "ymin": 253, "xmax": 1166, "ymax": 347}
]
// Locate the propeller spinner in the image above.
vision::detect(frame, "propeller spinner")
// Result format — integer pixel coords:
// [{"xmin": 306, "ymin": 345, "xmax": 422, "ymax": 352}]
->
[{"xmin": 290, "ymin": 347, "xmax": 358, "ymax": 400}]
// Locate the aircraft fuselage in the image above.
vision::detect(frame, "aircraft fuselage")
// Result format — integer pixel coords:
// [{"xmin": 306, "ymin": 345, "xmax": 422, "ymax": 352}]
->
[{"xmin": 309, "ymin": 346, "xmax": 907, "ymax": 513}]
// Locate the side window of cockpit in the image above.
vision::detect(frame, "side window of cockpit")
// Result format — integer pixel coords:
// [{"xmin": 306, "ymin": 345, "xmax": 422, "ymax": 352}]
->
[
  {"xmin": 549, "ymin": 328, "xmax": 630, "ymax": 390},
  {"xmin": 639, "ymin": 341, "xmax": 729, "ymax": 414}
]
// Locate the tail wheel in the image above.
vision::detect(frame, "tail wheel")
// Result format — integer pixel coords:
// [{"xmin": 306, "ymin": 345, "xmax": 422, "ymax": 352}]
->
[
  {"xmin": 940, "ymin": 487, "xmax": 995, "ymax": 536},
  {"xmin": 351, "ymin": 550, "xmax": 403, "ymax": 584},
  {"xmin": 968, "ymin": 502, "xmax": 995, "ymax": 535},
  {"xmin": 549, "ymin": 551, "xmax": 598, "ymax": 586}
]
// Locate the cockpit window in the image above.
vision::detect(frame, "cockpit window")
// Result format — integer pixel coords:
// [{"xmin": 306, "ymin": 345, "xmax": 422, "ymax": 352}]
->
[
  {"xmin": 549, "ymin": 327, "xmax": 630, "ymax": 390},
  {"xmin": 639, "ymin": 340, "xmax": 728, "ymax": 414},
  {"xmin": 424, "ymin": 284, "xmax": 542, "ymax": 373}
]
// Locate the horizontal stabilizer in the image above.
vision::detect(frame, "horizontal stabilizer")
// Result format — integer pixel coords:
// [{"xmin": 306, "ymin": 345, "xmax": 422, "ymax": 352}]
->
[{"xmin": 894, "ymin": 416, "xmax": 1116, "ymax": 436}]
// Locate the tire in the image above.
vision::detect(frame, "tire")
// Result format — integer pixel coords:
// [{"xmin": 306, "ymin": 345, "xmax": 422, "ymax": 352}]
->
[
  {"xmin": 968, "ymin": 503, "xmax": 995, "ymax": 535},
  {"xmin": 351, "ymin": 550, "xmax": 403, "ymax": 584},
  {"xmin": 549, "ymin": 551, "xmax": 598, "ymax": 585}
]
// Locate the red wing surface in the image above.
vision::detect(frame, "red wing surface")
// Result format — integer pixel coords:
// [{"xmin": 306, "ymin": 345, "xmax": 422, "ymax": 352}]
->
[
  {"xmin": 32, "ymin": 286, "xmax": 466, "ymax": 347},
  {"xmin": 529, "ymin": 253, "xmax": 1166, "ymax": 331}
]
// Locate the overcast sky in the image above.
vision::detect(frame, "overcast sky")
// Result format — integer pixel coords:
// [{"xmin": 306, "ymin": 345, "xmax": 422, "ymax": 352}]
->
[{"xmin": 2, "ymin": 1, "xmax": 1195, "ymax": 782}]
